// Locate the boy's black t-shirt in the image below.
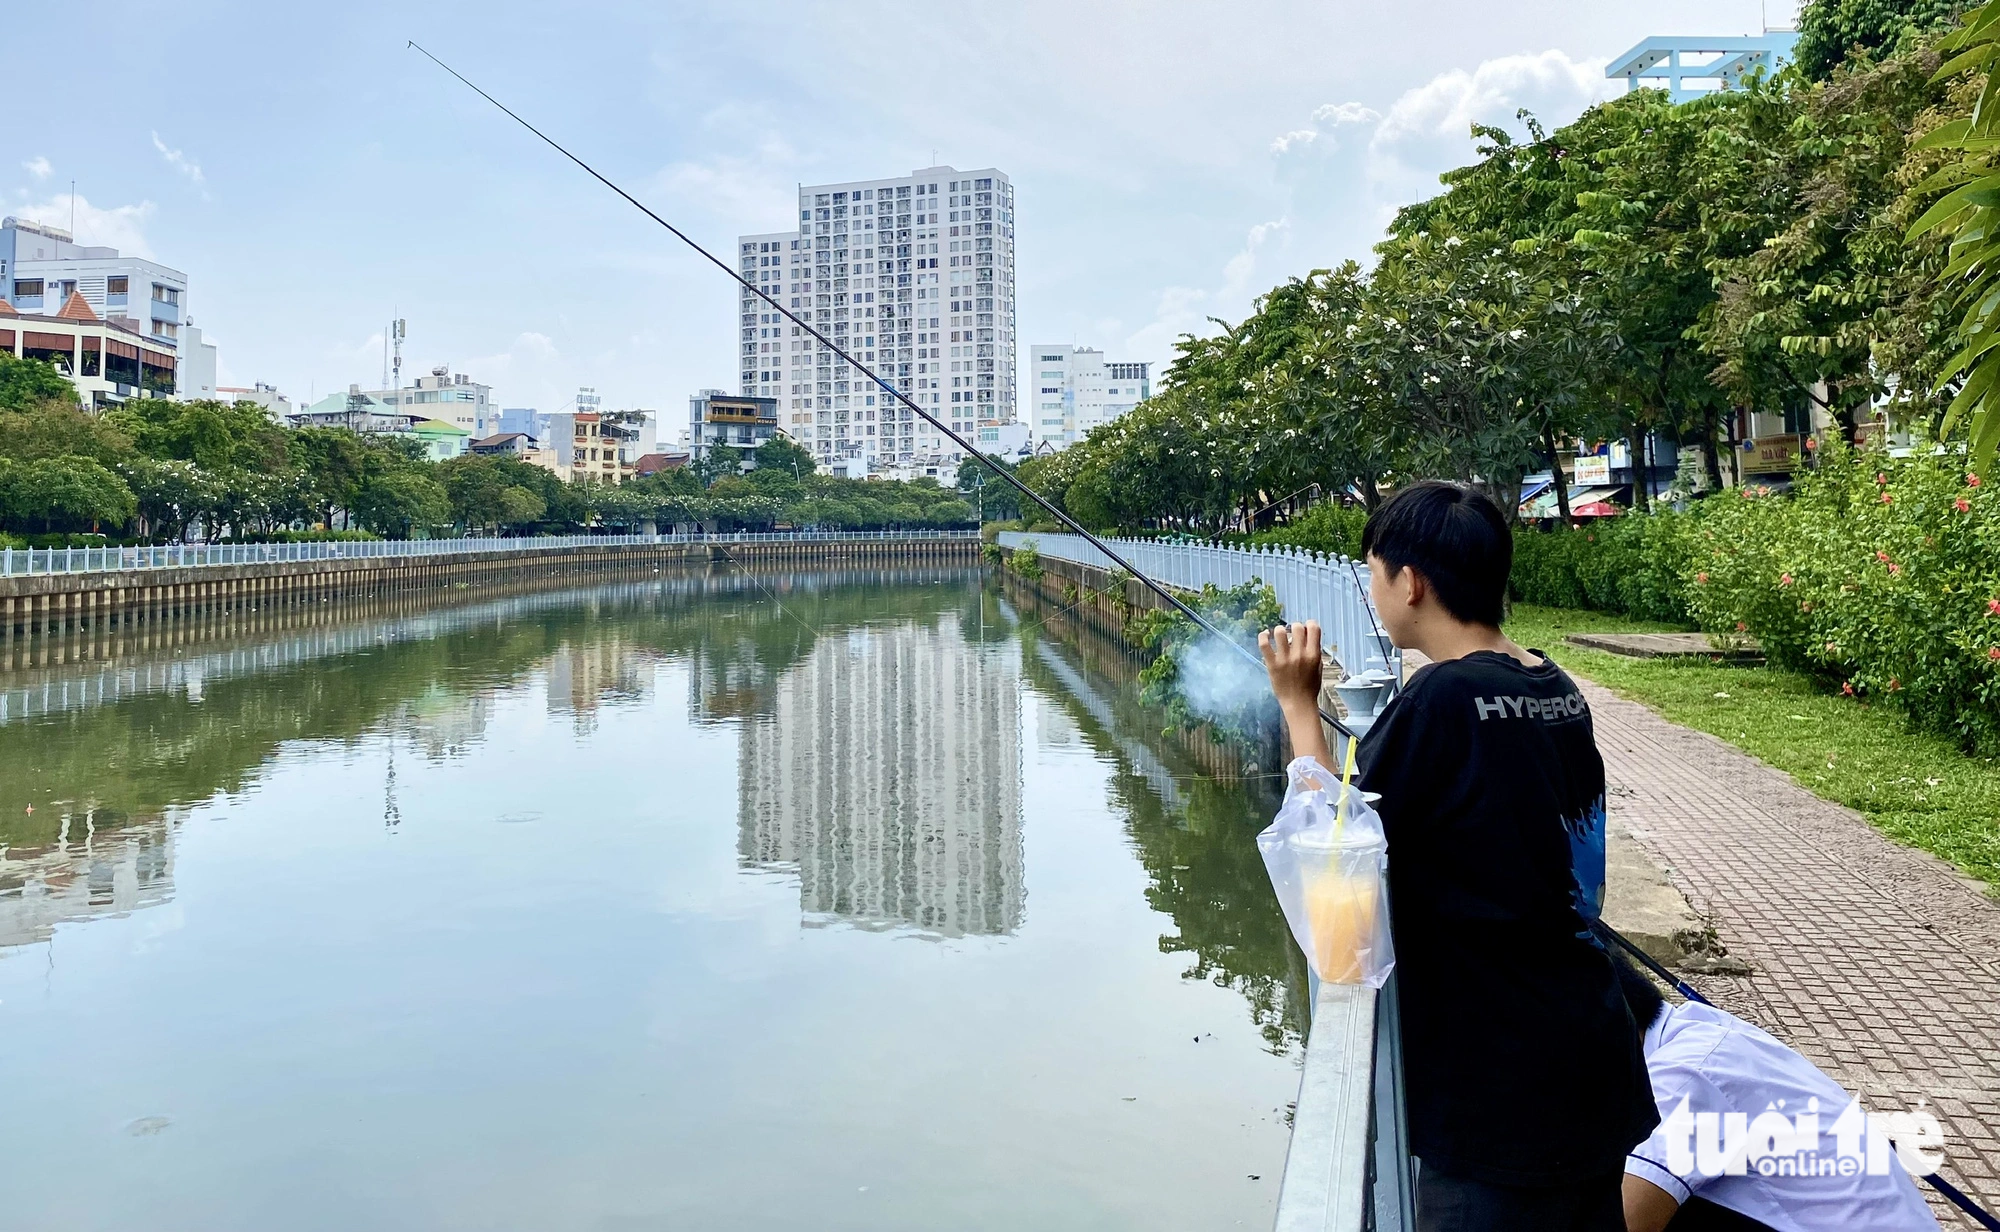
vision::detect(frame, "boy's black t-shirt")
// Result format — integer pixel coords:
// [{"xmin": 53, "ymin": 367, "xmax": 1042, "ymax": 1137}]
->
[{"xmin": 1356, "ymin": 649, "xmax": 1658, "ymax": 1186}]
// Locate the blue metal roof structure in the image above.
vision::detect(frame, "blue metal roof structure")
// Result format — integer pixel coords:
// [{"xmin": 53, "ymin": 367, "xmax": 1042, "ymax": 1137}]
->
[{"xmin": 1606, "ymin": 31, "xmax": 1800, "ymax": 103}]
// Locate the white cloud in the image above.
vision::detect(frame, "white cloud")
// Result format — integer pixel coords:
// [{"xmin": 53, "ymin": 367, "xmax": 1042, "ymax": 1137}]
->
[
  {"xmin": 1272, "ymin": 101, "xmax": 1382, "ymax": 157},
  {"xmin": 1312, "ymin": 102, "xmax": 1381, "ymax": 127},
  {"xmin": 150, "ymin": 132, "xmax": 205, "ymax": 186},
  {"xmin": 1125, "ymin": 218, "xmax": 1290, "ymax": 359},
  {"xmin": 1372, "ymin": 50, "xmax": 1613, "ymax": 148},
  {"xmin": 22, "ymin": 156, "xmax": 51, "ymax": 180},
  {"xmin": 8, "ymin": 195, "xmax": 156, "ymax": 257}
]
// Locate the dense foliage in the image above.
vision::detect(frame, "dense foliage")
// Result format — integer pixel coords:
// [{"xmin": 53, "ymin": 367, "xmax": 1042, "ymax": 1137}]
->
[
  {"xmin": 1018, "ymin": 27, "xmax": 1980, "ymax": 535},
  {"xmin": 1130, "ymin": 580, "xmax": 1285, "ymax": 757},
  {"xmin": 1795, "ymin": 0, "xmax": 1967, "ymax": 80},
  {"xmin": 0, "ymin": 360, "xmax": 974, "ymax": 543}
]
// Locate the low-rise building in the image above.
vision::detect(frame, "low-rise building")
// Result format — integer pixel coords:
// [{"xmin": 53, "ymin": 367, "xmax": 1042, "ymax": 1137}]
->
[
  {"xmin": 410, "ymin": 417, "xmax": 472, "ymax": 460},
  {"xmin": 220, "ymin": 382, "xmax": 293, "ymax": 421},
  {"xmin": 0, "ymin": 216, "xmax": 187, "ymax": 355},
  {"xmin": 689, "ymin": 390, "xmax": 778, "ymax": 463},
  {"xmin": 633, "ymin": 451, "xmax": 691, "ymax": 477},
  {"xmin": 292, "ymin": 386, "xmax": 418, "ymax": 434},
  {"xmin": 471, "ymin": 431, "xmax": 566, "ymax": 477},
  {"xmin": 365, "ymin": 366, "xmax": 497, "ymax": 436},
  {"xmin": 0, "ymin": 291, "xmax": 177, "ymax": 407},
  {"xmin": 975, "ymin": 420, "xmax": 1032, "ymax": 462},
  {"xmin": 1027, "ymin": 345, "xmax": 1150, "ymax": 450}
]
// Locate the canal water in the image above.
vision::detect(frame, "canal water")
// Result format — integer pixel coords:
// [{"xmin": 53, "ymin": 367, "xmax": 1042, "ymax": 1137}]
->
[{"xmin": 0, "ymin": 566, "xmax": 1307, "ymax": 1231}]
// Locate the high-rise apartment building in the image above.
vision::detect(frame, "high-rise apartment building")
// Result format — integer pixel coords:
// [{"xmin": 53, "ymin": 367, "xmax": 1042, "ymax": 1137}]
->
[
  {"xmin": 736, "ymin": 165, "xmax": 1016, "ymax": 476},
  {"xmin": 1027, "ymin": 345, "xmax": 1151, "ymax": 450}
]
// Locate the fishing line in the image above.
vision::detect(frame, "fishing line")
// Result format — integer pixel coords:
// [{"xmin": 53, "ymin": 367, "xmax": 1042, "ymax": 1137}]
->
[
  {"xmin": 709, "ymin": 544, "xmax": 828, "ymax": 643},
  {"xmin": 406, "ymin": 41, "xmax": 1355, "ymax": 742}
]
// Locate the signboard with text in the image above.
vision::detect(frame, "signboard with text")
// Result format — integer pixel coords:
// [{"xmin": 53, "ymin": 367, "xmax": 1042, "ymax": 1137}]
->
[
  {"xmin": 1740, "ymin": 434, "xmax": 1804, "ymax": 476},
  {"xmin": 1573, "ymin": 455, "xmax": 1611, "ymax": 486}
]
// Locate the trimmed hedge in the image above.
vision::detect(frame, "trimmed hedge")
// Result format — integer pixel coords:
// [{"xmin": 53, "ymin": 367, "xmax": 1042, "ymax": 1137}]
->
[{"xmin": 1509, "ymin": 514, "xmax": 1699, "ymax": 627}]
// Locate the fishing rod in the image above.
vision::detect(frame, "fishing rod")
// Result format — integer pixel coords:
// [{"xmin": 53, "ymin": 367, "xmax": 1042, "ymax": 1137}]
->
[{"xmin": 408, "ymin": 41, "xmax": 1359, "ymax": 741}]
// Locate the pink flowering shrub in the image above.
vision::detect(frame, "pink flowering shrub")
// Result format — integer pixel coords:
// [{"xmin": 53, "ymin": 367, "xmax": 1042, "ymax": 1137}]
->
[{"xmin": 1687, "ymin": 441, "xmax": 2000, "ymax": 752}]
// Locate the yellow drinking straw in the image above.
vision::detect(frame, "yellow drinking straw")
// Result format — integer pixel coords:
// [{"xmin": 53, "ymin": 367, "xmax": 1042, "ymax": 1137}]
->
[{"xmin": 1333, "ymin": 736, "xmax": 1359, "ymax": 844}]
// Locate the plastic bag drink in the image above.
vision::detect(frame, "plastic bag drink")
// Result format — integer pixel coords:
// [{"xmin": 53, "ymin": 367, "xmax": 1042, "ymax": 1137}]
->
[
  {"xmin": 1290, "ymin": 834, "xmax": 1383, "ymax": 983},
  {"xmin": 1257, "ymin": 749, "xmax": 1395, "ymax": 987}
]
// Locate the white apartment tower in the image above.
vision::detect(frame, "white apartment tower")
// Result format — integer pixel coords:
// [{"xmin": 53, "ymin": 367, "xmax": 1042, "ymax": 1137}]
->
[
  {"xmin": 737, "ymin": 166, "xmax": 1016, "ymax": 475},
  {"xmin": 1028, "ymin": 345, "xmax": 1151, "ymax": 450}
]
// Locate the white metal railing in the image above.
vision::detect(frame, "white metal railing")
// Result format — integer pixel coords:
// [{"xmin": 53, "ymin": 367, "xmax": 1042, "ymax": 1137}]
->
[
  {"xmin": 995, "ymin": 532, "xmax": 1399, "ymax": 680},
  {"xmin": 0, "ymin": 530, "xmax": 980, "ymax": 578},
  {"xmin": 1274, "ymin": 979, "xmax": 1415, "ymax": 1231}
]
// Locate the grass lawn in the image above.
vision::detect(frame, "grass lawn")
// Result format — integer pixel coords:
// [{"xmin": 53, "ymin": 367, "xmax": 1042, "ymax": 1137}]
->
[{"xmin": 1503, "ymin": 603, "xmax": 2000, "ymax": 891}]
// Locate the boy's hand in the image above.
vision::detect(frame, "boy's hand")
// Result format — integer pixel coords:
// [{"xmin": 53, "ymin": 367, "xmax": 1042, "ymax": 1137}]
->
[{"xmin": 1259, "ymin": 621, "xmax": 1323, "ymax": 713}]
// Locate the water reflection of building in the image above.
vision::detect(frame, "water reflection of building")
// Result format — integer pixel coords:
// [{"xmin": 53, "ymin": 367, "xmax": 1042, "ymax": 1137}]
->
[
  {"xmin": 738, "ymin": 615, "xmax": 1025, "ymax": 937},
  {"xmin": 404, "ymin": 686, "xmax": 492, "ymax": 759},
  {"xmin": 0, "ymin": 808, "xmax": 176, "ymax": 951},
  {"xmin": 544, "ymin": 636, "xmax": 651, "ymax": 732}
]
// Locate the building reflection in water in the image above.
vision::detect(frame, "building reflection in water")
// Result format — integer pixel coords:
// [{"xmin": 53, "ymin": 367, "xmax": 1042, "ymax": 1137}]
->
[
  {"xmin": 737, "ymin": 614, "xmax": 1026, "ymax": 938},
  {"xmin": 544, "ymin": 635, "xmax": 653, "ymax": 733},
  {"xmin": 0, "ymin": 807, "xmax": 177, "ymax": 951}
]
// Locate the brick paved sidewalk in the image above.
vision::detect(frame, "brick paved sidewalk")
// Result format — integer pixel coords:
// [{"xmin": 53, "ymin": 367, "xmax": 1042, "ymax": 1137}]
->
[{"xmin": 1582, "ymin": 678, "xmax": 2000, "ymax": 1228}]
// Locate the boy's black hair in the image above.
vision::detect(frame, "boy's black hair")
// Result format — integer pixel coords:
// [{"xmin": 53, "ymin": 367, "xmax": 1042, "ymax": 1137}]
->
[
  {"xmin": 1360, "ymin": 481, "xmax": 1512, "ymax": 627},
  {"xmin": 1611, "ymin": 952, "xmax": 1668, "ymax": 1029}
]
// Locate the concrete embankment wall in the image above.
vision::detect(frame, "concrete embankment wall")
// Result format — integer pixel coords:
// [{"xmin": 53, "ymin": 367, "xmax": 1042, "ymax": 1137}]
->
[{"xmin": 0, "ymin": 538, "xmax": 978, "ymax": 641}]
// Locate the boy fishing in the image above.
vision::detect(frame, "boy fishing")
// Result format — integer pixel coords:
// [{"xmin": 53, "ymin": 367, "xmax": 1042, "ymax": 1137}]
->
[{"xmin": 1261, "ymin": 481, "xmax": 1657, "ymax": 1232}]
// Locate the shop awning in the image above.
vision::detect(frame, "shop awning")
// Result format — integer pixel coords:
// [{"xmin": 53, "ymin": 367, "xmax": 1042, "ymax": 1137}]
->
[
  {"xmin": 1570, "ymin": 486, "xmax": 1626, "ymax": 517},
  {"xmin": 1520, "ymin": 485, "xmax": 1626, "ymax": 519}
]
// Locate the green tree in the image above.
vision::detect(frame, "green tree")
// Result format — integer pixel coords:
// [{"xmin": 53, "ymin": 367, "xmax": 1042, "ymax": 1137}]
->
[
  {"xmin": 349, "ymin": 470, "xmax": 451, "ymax": 539},
  {"xmin": 752, "ymin": 434, "xmax": 816, "ymax": 478},
  {"xmin": 1909, "ymin": 0, "xmax": 2000, "ymax": 475},
  {"xmin": 0, "ymin": 455, "xmax": 136, "ymax": 534},
  {"xmin": 0, "ymin": 353, "xmax": 77, "ymax": 413},
  {"xmin": 119, "ymin": 458, "xmax": 220, "ymax": 542},
  {"xmin": 1796, "ymin": 0, "xmax": 1966, "ymax": 79},
  {"xmin": 289, "ymin": 427, "xmax": 370, "ymax": 529}
]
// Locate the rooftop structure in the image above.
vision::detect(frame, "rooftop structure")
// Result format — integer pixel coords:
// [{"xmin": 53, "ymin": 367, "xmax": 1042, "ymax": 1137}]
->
[
  {"xmin": 0, "ymin": 292, "xmax": 178, "ymax": 408},
  {"xmin": 292, "ymin": 386, "xmax": 419, "ymax": 435},
  {"xmin": 362, "ymin": 365, "xmax": 496, "ymax": 437},
  {"xmin": 1607, "ymin": 30, "xmax": 1799, "ymax": 103}
]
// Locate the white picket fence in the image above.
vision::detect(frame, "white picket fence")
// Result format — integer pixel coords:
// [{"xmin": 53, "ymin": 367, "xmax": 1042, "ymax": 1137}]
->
[
  {"xmin": 0, "ymin": 530, "xmax": 981, "ymax": 578},
  {"xmin": 995, "ymin": 531, "xmax": 1398, "ymax": 678}
]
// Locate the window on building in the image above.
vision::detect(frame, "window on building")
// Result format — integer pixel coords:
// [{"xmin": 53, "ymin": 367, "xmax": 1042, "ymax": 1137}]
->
[
  {"xmin": 105, "ymin": 276, "xmax": 129, "ymax": 296},
  {"xmin": 152, "ymin": 284, "xmax": 181, "ymax": 306},
  {"xmin": 14, "ymin": 279, "xmax": 42, "ymax": 298}
]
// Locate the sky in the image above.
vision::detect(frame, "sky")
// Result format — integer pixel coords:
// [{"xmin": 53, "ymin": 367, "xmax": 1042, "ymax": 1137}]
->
[{"xmin": 10, "ymin": 0, "xmax": 1798, "ymax": 437}]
